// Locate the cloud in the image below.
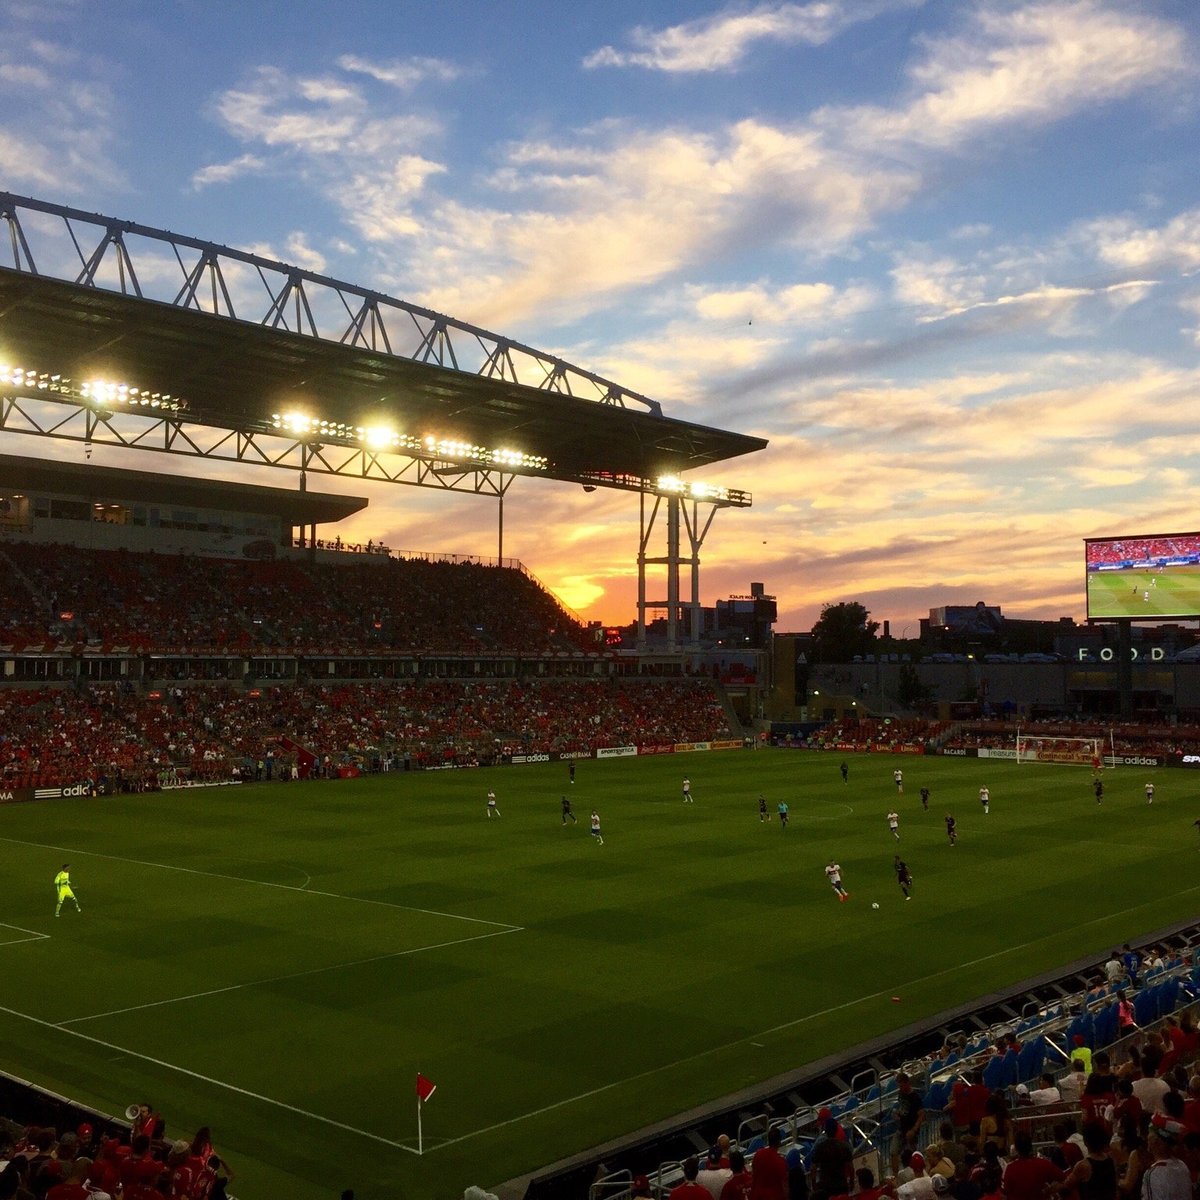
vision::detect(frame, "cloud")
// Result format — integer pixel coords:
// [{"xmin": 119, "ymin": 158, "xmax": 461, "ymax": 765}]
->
[
  {"xmin": 584, "ymin": 0, "xmax": 921, "ymax": 73},
  {"xmin": 337, "ymin": 54, "xmax": 462, "ymax": 90},
  {"xmin": 833, "ymin": 2, "xmax": 1188, "ymax": 153},
  {"xmin": 1084, "ymin": 206, "xmax": 1200, "ymax": 274},
  {"xmin": 189, "ymin": 153, "xmax": 266, "ymax": 191},
  {"xmin": 0, "ymin": 26, "xmax": 122, "ymax": 193}
]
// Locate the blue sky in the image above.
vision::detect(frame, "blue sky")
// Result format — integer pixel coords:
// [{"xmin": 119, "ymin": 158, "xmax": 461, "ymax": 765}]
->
[{"xmin": 2, "ymin": 0, "xmax": 1198, "ymax": 632}]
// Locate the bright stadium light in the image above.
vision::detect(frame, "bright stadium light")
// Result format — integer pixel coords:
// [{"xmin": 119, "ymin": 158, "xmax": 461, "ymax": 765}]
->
[
  {"xmin": 360, "ymin": 424, "xmax": 400, "ymax": 450},
  {"xmin": 656, "ymin": 475, "xmax": 686, "ymax": 493}
]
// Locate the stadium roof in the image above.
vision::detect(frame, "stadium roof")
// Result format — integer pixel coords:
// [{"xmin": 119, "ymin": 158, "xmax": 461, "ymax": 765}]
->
[
  {"xmin": 0, "ymin": 452, "xmax": 366, "ymax": 524},
  {"xmin": 0, "ymin": 194, "xmax": 767, "ymax": 499}
]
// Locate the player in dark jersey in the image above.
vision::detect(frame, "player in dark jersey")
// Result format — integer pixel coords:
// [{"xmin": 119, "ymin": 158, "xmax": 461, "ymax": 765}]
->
[
  {"xmin": 840, "ymin": 761, "xmax": 849, "ymax": 784},
  {"xmin": 1093, "ymin": 777, "xmax": 1104, "ymax": 805},
  {"xmin": 758, "ymin": 794, "xmax": 769, "ymax": 822},
  {"xmin": 894, "ymin": 855, "xmax": 913, "ymax": 899},
  {"xmin": 561, "ymin": 795, "xmax": 577, "ymax": 824},
  {"xmin": 919, "ymin": 786, "xmax": 930, "ymax": 811},
  {"xmin": 945, "ymin": 814, "xmax": 957, "ymax": 845}
]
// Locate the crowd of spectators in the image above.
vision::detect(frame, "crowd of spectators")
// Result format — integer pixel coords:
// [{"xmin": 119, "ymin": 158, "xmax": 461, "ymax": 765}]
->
[
  {"xmin": 0, "ymin": 1108, "xmax": 234, "ymax": 1199},
  {"xmin": 941, "ymin": 720, "xmax": 1200, "ymax": 758},
  {"xmin": 0, "ymin": 678, "xmax": 734, "ymax": 790},
  {"xmin": 622, "ymin": 1000, "xmax": 1200, "ymax": 1200},
  {"xmin": 0, "ymin": 543, "xmax": 594, "ymax": 657},
  {"xmin": 1087, "ymin": 537, "xmax": 1200, "ymax": 567}
]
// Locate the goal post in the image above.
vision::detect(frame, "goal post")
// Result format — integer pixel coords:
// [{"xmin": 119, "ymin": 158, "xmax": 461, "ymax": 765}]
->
[{"xmin": 1014, "ymin": 731, "xmax": 1104, "ymax": 766}]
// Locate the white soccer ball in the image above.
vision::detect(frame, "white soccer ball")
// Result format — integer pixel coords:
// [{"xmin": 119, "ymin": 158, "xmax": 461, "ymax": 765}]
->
[{"xmin": 871, "ymin": 902, "xmax": 880, "ymax": 909}]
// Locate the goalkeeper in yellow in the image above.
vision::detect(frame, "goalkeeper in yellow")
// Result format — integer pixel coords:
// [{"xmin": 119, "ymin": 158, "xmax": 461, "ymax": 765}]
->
[{"xmin": 54, "ymin": 864, "xmax": 81, "ymax": 916}]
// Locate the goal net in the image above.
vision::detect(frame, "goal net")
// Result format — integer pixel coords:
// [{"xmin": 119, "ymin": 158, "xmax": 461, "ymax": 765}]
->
[{"xmin": 1014, "ymin": 733, "xmax": 1104, "ymax": 766}]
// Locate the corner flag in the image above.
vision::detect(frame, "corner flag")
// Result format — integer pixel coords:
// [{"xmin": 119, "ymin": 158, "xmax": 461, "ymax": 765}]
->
[{"xmin": 416, "ymin": 1072, "xmax": 437, "ymax": 1155}]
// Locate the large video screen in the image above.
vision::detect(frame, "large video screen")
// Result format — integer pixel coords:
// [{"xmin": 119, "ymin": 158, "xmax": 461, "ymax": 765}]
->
[{"xmin": 1085, "ymin": 532, "xmax": 1200, "ymax": 620}]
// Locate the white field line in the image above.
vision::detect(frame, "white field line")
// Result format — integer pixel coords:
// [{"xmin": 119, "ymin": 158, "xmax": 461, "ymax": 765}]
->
[
  {"xmin": 0, "ymin": 1002, "xmax": 419, "ymax": 1155},
  {"xmin": 0, "ymin": 836, "xmax": 519, "ymax": 930},
  {"xmin": 418, "ymin": 884, "xmax": 1200, "ymax": 1153},
  {"xmin": 58, "ymin": 926, "xmax": 521, "ymax": 1026},
  {"xmin": 0, "ymin": 922, "xmax": 50, "ymax": 948}
]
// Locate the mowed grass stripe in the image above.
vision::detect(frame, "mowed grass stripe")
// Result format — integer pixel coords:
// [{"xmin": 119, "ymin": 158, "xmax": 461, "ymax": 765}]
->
[{"xmin": 1, "ymin": 753, "xmax": 1197, "ymax": 1199}]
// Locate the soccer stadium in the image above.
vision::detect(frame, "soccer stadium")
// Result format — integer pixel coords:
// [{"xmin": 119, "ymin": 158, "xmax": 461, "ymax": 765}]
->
[{"xmin": 6, "ymin": 193, "xmax": 1200, "ymax": 1200}]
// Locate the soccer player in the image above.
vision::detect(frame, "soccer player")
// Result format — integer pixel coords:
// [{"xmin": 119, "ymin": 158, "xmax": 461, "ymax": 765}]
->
[
  {"xmin": 887, "ymin": 810, "xmax": 900, "ymax": 840},
  {"xmin": 893, "ymin": 768, "xmax": 903, "ymax": 794},
  {"xmin": 825, "ymin": 861, "xmax": 849, "ymax": 902},
  {"xmin": 561, "ymin": 795, "xmax": 576, "ymax": 824},
  {"xmin": 758, "ymin": 794, "xmax": 769, "ymax": 822},
  {"xmin": 590, "ymin": 810, "xmax": 604, "ymax": 845},
  {"xmin": 894, "ymin": 855, "xmax": 913, "ymax": 899},
  {"xmin": 1146, "ymin": 782, "xmax": 1155, "ymax": 805},
  {"xmin": 54, "ymin": 863, "xmax": 81, "ymax": 916},
  {"xmin": 682, "ymin": 776, "xmax": 693, "ymax": 803},
  {"xmin": 945, "ymin": 814, "xmax": 957, "ymax": 845},
  {"xmin": 486, "ymin": 789, "xmax": 500, "ymax": 818},
  {"xmin": 777, "ymin": 800, "xmax": 789, "ymax": 828},
  {"xmin": 1093, "ymin": 778, "xmax": 1103, "ymax": 805},
  {"xmin": 919, "ymin": 786, "xmax": 930, "ymax": 812},
  {"xmin": 979, "ymin": 786, "xmax": 990, "ymax": 814},
  {"xmin": 568, "ymin": 762, "xmax": 576, "ymax": 785},
  {"xmin": 840, "ymin": 761, "xmax": 849, "ymax": 784}
]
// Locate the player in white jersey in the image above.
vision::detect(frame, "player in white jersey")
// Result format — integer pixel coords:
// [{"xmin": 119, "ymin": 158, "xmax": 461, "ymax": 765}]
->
[
  {"xmin": 1146, "ymin": 782, "xmax": 1155, "ymax": 804},
  {"xmin": 887, "ymin": 810, "xmax": 900, "ymax": 840},
  {"xmin": 979, "ymin": 786, "xmax": 990, "ymax": 814},
  {"xmin": 486, "ymin": 789, "xmax": 500, "ymax": 818},
  {"xmin": 590, "ymin": 810, "xmax": 604, "ymax": 845},
  {"xmin": 893, "ymin": 768, "xmax": 903, "ymax": 793},
  {"xmin": 682, "ymin": 776, "xmax": 693, "ymax": 803},
  {"xmin": 825, "ymin": 861, "xmax": 849, "ymax": 901}
]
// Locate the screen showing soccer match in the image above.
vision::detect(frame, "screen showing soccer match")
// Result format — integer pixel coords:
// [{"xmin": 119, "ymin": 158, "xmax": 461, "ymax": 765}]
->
[{"xmin": 1085, "ymin": 532, "xmax": 1200, "ymax": 620}]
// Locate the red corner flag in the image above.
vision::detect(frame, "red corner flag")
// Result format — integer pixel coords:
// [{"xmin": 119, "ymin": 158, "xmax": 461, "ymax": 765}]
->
[{"xmin": 416, "ymin": 1073, "xmax": 437, "ymax": 1103}]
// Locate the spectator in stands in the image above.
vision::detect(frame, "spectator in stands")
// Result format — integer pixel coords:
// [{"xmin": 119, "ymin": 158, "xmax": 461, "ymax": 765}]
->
[
  {"xmin": 979, "ymin": 1094, "xmax": 1013, "ymax": 1154},
  {"xmin": 952, "ymin": 1160, "xmax": 982, "ymax": 1200},
  {"xmin": 1141, "ymin": 1121, "xmax": 1190, "ymax": 1200},
  {"xmin": 950, "ymin": 1070, "xmax": 990, "ymax": 1138},
  {"xmin": 1105, "ymin": 952, "xmax": 1125, "ymax": 986},
  {"xmin": 894, "ymin": 1074, "xmax": 925, "ymax": 1167},
  {"xmin": 785, "ymin": 1142, "xmax": 810, "ymax": 1200},
  {"xmin": 926, "ymin": 1145, "xmax": 957, "ymax": 1181},
  {"xmin": 1047, "ymin": 1123, "xmax": 1083, "ymax": 1171},
  {"xmin": 971, "ymin": 1145, "xmax": 1006, "ymax": 1190},
  {"xmin": 895, "ymin": 1151, "xmax": 924, "ymax": 1187},
  {"xmin": 1072, "ymin": 1034, "xmax": 1095, "ymax": 1074},
  {"xmin": 672, "ymin": 1156, "xmax": 713, "ymax": 1200},
  {"xmin": 896, "ymin": 1161, "xmax": 935, "ymax": 1200},
  {"xmin": 1059, "ymin": 1060, "xmax": 1088, "ymax": 1104},
  {"xmin": 1113, "ymin": 1118, "xmax": 1146, "ymax": 1199},
  {"xmin": 812, "ymin": 1117, "xmax": 854, "ymax": 1200},
  {"xmin": 1132, "ymin": 1048, "xmax": 1171, "ymax": 1116},
  {"xmin": 1002, "ymin": 1131, "xmax": 1063, "ymax": 1200},
  {"xmin": 1051, "ymin": 1121, "xmax": 1116, "ymax": 1200},
  {"xmin": 751, "ymin": 1127, "xmax": 790, "ymax": 1200},
  {"xmin": 632, "ymin": 1176, "xmax": 655, "ymax": 1200},
  {"xmin": 928, "ymin": 1122, "xmax": 966, "ymax": 1170},
  {"xmin": 1028, "ymin": 1073, "xmax": 1062, "ymax": 1105},
  {"xmin": 697, "ymin": 1147, "xmax": 733, "ymax": 1199},
  {"xmin": 1111, "ymin": 1079, "xmax": 1143, "ymax": 1131},
  {"xmin": 721, "ymin": 1153, "xmax": 751, "ymax": 1200},
  {"xmin": 832, "ymin": 1166, "xmax": 891, "ymax": 1200},
  {"xmin": 1116, "ymin": 992, "xmax": 1137, "ymax": 1034}
]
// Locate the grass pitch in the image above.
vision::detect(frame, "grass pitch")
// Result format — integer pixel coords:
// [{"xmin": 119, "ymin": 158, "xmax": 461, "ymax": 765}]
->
[
  {"xmin": 2, "ymin": 751, "xmax": 1199, "ymax": 1199},
  {"xmin": 1086, "ymin": 563, "xmax": 1200, "ymax": 619}
]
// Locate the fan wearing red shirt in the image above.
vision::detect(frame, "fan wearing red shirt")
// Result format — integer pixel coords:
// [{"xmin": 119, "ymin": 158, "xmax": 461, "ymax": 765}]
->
[
  {"xmin": 1001, "ymin": 1131, "xmax": 1063, "ymax": 1200},
  {"xmin": 720, "ymin": 1150, "xmax": 753, "ymax": 1200},
  {"xmin": 670, "ymin": 1156, "xmax": 714, "ymax": 1200},
  {"xmin": 119, "ymin": 1134, "xmax": 164, "ymax": 1200},
  {"xmin": 45, "ymin": 1160, "xmax": 94, "ymax": 1200},
  {"xmin": 750, "ymin": 1127, "xmax": 789, "ymax": 1200},
  {"xmin": 832, "ymin": 1166, "xmax": 895, "ymax": 1200}
]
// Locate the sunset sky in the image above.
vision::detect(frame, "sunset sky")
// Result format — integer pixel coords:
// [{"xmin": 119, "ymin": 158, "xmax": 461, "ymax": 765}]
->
[{"xmin": 1, "ymin": 0, "xmax": 1198, "ymax": 633}]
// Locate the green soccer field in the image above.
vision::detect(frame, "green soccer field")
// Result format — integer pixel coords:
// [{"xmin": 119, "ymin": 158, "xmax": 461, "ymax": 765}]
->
[
  {"xmin": 2, "ymin": 752, "xmax": 1199, "ymax": 1199},
  {"xmin": 1086, "ymin": 564, "xmax": 1200, "ymax": 618}
]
